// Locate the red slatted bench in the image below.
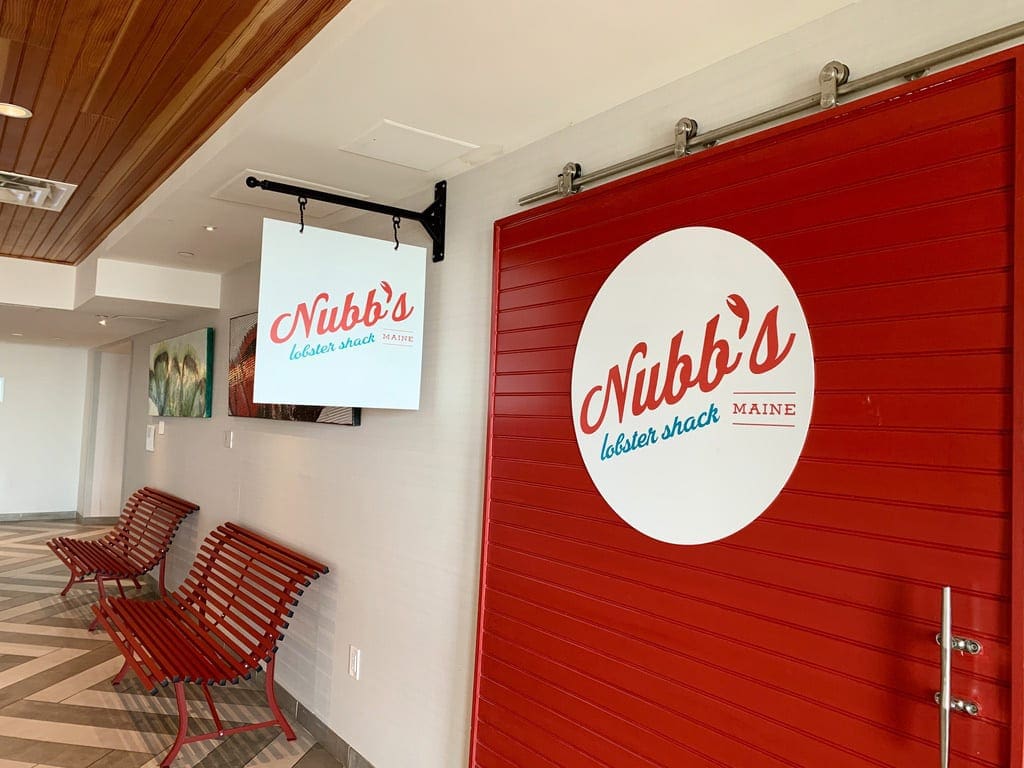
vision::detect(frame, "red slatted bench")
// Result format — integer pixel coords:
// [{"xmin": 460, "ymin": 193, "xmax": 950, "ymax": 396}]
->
[
  {"xmin": 47, "ymin": 487, "xmax": 199, "ymax": 602},
  {"xmin": 92, "ymin": 522, "xmax": 329, "ymax": 767}
]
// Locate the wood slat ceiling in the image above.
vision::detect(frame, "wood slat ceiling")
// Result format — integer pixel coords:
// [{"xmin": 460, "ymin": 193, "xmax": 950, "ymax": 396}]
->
[{"xmin": 0, "ymin": 0, "xmax": 349, "ymax": 265}]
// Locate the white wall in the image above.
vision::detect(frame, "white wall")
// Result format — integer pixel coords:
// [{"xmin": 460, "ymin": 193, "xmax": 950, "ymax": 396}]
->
[
  {"xmin": 120, "ymin": 2, "xmax": 1024, "ymax": 766},
  {"xmin": 0, "ymin": 341, "xmax": 88, "ymax": 516},
  {"xmin": 78, "ymin": 351, "xmax": 131, "ymax": 519}
]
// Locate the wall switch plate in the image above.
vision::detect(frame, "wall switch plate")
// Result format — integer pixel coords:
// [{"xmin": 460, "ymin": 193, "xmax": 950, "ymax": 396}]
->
[
  {"xmin": 348, "ymin": 645, "xmax": 361, "ymax": 680},
  {"xmin": 145, "ymin": 425, "xmax": 156, "ymax": 452},
  {"xmin": 158, "ymin": 420, "xmax": 165, "ymax": 435},
  {"xmin": 223, "ymin": 431, "xmax": 234, "ymax": 449}
]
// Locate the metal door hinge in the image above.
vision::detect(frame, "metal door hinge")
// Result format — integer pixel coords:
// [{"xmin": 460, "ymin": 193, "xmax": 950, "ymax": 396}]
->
[
  {"xmin": 819, "ymin": 60, "xmax": 850, "ymax": 108},
  {"xmin": 933, "ymin": 692, "xmax": 980, "ymax": 716}
]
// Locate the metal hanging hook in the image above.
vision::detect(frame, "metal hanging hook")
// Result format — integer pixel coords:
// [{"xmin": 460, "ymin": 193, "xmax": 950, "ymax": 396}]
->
[
  {"xmin": 298, "ymin": 196, "xmax": 307, "ymax": 234},
  {"xmin": 392, "ymin": 215, "xmax": 401, "ymax": 250}
]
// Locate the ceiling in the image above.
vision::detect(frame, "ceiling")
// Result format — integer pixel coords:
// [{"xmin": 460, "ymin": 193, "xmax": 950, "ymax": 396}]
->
[
  {"xmin": 0, "ymin": 300, "xmax": 197, "ymax": 348},
  {"xmin": 0, "ymin": 0, "xmax": 858, "ymax": 346},
  {"xmin": 0, "ymin": 0, "xmax": 348, "ymax": 266}
]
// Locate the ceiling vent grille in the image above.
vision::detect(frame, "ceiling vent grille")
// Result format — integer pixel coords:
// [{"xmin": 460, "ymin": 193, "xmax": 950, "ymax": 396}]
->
[{"xmin": 0, "ymin": 171, "xmax": 76, "ymax": 212}]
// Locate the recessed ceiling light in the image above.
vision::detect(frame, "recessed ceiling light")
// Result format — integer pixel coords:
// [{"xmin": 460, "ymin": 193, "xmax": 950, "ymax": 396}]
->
[
  {"xmin": 10, "ymin": 332, "xmax": 23, "ymax": 336},
  {"xmin": 0, "ymin": 103, "xmax": 32, "ymax": 119},
  {"xmin": 204, "ymin": 225, "xmax": 216, "ymax": 232},
  {"xmin": 177, "ymin": 250, "xmax": 195, "ymax": 258},
  {"xmin": 97, "ymin": 316, "xmax": 109, "ymax": 326}
]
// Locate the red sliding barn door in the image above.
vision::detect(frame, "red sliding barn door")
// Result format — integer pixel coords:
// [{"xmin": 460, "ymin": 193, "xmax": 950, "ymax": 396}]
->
[{"xmin": 472, "ymin": 48, "xmax": 1024, "ymax": 768}]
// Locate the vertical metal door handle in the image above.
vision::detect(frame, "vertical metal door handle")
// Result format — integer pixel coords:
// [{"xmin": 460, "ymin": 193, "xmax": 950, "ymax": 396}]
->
[{"xmin": 940, "ymin": 586, "xmax": 951, "ymax": 768}]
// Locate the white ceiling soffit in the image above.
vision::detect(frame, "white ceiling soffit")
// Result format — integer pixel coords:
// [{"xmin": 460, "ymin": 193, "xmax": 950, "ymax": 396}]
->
[
  {"xmin": 341, "ymin": 119, "xmax": 480, "ymax": 171},
  {"xmin": 211, "ymin": 169, "xmax": 370, "ymax": 219}
]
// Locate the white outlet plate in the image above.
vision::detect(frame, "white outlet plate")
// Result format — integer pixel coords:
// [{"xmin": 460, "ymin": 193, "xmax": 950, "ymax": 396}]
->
[
  {"xmin": 348, "ymin": 645, "xmax": 361, "ymax": 680},
  {"xmin": 223, "ymin": 431, "xmax": 234, "ymax": 449}
]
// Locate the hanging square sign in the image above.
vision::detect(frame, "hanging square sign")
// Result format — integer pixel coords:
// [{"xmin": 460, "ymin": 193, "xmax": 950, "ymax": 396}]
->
[{"xmin": 254, "ymin": 218, "xmax": 426, "ymax": 410}]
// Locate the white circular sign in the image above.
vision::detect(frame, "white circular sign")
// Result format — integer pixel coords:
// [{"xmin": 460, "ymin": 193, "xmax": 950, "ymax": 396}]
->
[{"xmin": 571, "ymin": 227, "xmax": 814, "ymax": 545}]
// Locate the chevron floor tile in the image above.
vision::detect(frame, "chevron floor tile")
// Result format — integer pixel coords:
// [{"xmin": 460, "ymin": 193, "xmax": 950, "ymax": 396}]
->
[{"xmin": 0, "ymin": 521, "xmax": 342, "ymax": 768}]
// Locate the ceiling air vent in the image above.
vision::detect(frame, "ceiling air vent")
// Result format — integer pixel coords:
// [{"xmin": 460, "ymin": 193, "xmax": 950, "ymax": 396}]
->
[{"xmin": 0, "ymin": 171, "xmax": 76, "ymax": 212}]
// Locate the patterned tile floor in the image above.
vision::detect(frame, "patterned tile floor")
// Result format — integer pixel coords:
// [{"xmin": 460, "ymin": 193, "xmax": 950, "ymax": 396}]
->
[{"xmin": 0, "ymin": 520, "xmax": 342, "ymax": 768}]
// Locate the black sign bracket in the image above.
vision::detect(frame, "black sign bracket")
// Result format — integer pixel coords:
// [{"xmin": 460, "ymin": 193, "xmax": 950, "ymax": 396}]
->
[{"xmin": 245, "ymin": 176, "xmax": 447, "ymax": 263}]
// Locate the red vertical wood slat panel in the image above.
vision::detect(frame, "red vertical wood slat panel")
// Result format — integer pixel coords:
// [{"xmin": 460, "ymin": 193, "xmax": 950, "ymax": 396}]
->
[{"xmin": 472, "ymin": 48, "xmax": 1024, "ymax": 768}]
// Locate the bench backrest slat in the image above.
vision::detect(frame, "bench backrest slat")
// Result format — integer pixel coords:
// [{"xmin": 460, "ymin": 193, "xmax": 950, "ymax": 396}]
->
[
  {"xmin": 196, "ymin": 543, "xmax": 301, "ymax": 604},
  {"xmin": 223, "ymin": 522, "xmax": 327, "ymax": 581},
  {"xmin": 186, "ymin": 556, "xmax": 296, "ymax": 629},
  {"xmin": 181, "ymin": 569, "xmax": 286, "ymax": 640},
  {"xmin": 108, "ymin": 487, "xmax": 199, "ymax": 573},
  {"xmin": 173, "ymin": 523, "xmax": 328, "ymax": 663},
  {"xmin": 197, "ymin": 535, "xmax": 310, "ymax": 592}
]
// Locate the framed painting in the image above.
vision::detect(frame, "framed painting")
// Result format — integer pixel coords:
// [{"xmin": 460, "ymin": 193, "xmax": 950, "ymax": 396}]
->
[
  {"xmin": 148, "ymin": 328, "xmax": 214, "ymax": 417},
  {"xmin": 228, "ymin": 313, "xmax": 360, "ymax": 426}
]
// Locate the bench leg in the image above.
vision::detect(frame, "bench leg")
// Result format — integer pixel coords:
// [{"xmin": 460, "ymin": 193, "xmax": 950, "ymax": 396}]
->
[
  {"xmin": 87, "ymin": 579, "xmax": 107, "ymax": 633},
  {"xmin": 111, "ymin": 659, "xmax": 130, "ymax": 686},
  {"xmin": 162, "ymin": 682, "xmax": 189, "ymax": 768},
  {"xmin": 265, "ymin": 655, "xmax": 296, "ymax": 740},
  {"xmin": 59, "ymin": 570, "xmax": 77, "ymax": 596},
  {"xmin": 200, "ymin": 684, "xmax": 225, "ymax": 735}
]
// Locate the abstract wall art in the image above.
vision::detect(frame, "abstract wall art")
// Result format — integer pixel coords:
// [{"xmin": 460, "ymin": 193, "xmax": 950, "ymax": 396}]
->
[
  {"xmin": 148, "ymin": 328, "xmax": 214, "ymax": 417},
  {"xmin": 228, "ymin": 313, "xmax": 360, "ymax": 426}
]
